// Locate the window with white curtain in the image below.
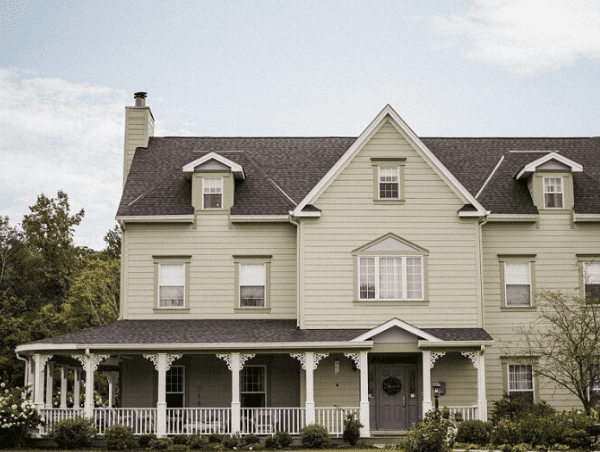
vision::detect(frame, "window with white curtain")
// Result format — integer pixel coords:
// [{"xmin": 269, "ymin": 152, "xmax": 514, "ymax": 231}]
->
[
  {"xmin": 543, "ymin": 177, "xmax": 563, "ymax": 209},
  {"xmin": 159, "ymin": 263, "xmax": 185, "ymax": 308},
  {"xmin": 203, "ymin": 177, "xmax": 223, "ymax": 209},
  {"xmin": 359, "ymin": 256, "xmax": 423, "ymax": 300},
  {"xmin": 584, "ymin": 262, "xmax": 600, "ymax": 301},
  {"xmin": 240, "ymin": 263, "xmax": 266, "ymax": 308},
  {"xmin": 508, "ymin": 364, "xmax": 534, "ymax": 400},
  {"xmin": 505, "ymin": 262, "xmax": 532, "ymax": 307}
]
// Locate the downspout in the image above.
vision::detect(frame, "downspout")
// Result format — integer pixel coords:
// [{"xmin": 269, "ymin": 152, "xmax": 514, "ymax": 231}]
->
[
  {"xmin": 15, "ymin": 352, "xmax": 29, "ymax": 388},
  {"xmin": 477, "ymin": 214, "xmax": 489, "ymax": 329},
  {"xmin": 288, "ymin": 215, "xmax": 301, "ymax": 328}
]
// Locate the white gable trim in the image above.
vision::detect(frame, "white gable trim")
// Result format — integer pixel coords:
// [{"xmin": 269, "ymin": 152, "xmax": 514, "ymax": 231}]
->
[
  {"xmin": 291, "ymin": 105, "xmax": 487, "ymax": 217},
  {"xmin": 182, "ymin": 152, "xmax": 245, "ymax": 179},
  {"xmin": 515, "ymin": 152, "xmax": 583, "ymax": 180},
  {"xmin": 351, "ymin": 318, "xmax": 442, "ymax": 343}
]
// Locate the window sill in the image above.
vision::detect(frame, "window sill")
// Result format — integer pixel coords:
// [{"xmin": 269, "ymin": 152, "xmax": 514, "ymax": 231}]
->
[
  {"xmin": 373, "ymin": 199, "xmax": 406, "ymax": 205},
  {"xmin": 234, "ymin": 308, "xmax": 272, "ymax": 314},
  {"xmin": 154, "ymin": 308, "xmax": 190, "ymax": 314},
  {"xmin": 353, "ymin": 300, "xmax": 429, "ymax": 307},
  {"xmin": 501, "ymin": 306, "xmax": 536, "ymax": 311},
  {"xmin": 196, "ymin": 209, "xmax": 229, "ymax": 215}
]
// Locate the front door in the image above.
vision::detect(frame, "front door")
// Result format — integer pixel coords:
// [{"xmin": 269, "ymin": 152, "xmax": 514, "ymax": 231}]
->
[{"xmin": 369, "ymin": 363, "xmax": 420, "ymax": 430}]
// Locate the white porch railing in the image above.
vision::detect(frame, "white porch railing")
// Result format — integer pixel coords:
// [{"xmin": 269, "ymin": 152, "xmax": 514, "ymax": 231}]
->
[
  {"xmin": 167, "ymin": 408, "xmax": 231, "ymax": 435},
  {"xmin": 94, "ymin": 408, "xmax": 156, "ymax": 435},
  {"xmin": 448, "ymin": 405, "xmax": 479, "ymax": 421},
  {"xmin": 40, "ymin": 408, "xmax": 84, "ymax": 434},
  {"xmin": 315, "ymin": 407, "xmax": 359, "ymax": 436},
  {"xmin": 241, "ymin": 407, "xmax": 306, "ymax": 435}
]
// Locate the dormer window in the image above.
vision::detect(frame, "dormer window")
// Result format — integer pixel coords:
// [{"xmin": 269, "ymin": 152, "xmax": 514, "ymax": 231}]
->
[
  {"xmin": 378, "ymin": 166, "xmax": 399, "ymax": 199},
  {"xmin": 203, "ymin": 178, "xmax": 223, "ymax": 209},
  {"xmin": 543, "ymin": 177, "xmax": 563, "ymax": 209}
]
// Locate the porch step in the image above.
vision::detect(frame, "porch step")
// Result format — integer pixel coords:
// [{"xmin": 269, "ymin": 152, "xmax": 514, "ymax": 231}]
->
[{"xmin": 362, "ymin": 430, "xmax": 408, "ymax": 446}]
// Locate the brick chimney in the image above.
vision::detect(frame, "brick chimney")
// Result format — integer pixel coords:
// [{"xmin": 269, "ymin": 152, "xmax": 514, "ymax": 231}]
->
[{"xmin": 123, "ymin": 92, "xmax": 154, "ymax": 186}]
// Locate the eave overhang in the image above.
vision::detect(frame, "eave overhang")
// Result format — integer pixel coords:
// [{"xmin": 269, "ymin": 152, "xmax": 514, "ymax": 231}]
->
[
  {"xmin": 417, "ymin": 340, "xmax": 494, "ymax": 349},
  {"xmin": 486, "ymin": 214, "xmax": 539, "ymax": 222},
  {"xmin": 230, "ymin": 215, "xmax": 290, "ymax": 223},
  {"xmin": 515, "ymin": 152, "xmax": 583, "ymax": 180},
  {"xmin": 117, "ymin": 215, "xmax": 195, "ymax": 224},
  {"xmin": 182, "ymin": 152, "xmax": 245, "ymax": 180},
  {"xmin": 573, "ymin": 213, "xmax": 600, "ymax": 223}
]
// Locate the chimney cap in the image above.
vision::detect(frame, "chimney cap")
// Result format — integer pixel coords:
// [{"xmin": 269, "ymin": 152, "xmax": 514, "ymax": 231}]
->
[{"xmin": 134, "ymin": 92, "xmax": 147, "ymax": 99}]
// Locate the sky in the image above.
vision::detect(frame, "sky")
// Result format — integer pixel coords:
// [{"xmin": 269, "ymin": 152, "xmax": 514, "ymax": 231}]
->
[{"xmin": 1, "ymin": 0, "xmax": 599, "ymax": 250}]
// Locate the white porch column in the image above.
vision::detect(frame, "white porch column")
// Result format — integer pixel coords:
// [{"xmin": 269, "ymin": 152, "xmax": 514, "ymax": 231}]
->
[
  {"xmin": 231, "ymin": 353, "xmax": 242, "ymax": 435},
  {"xmin": 60, "ymin": 366, "xmax": 68, "ymax": 409},
  {"xmin": 156, "ymin": 353, "xmax": 168, "ymax": 437},
  {"xmin": 358, "ymin": 351, "xmax": 370, "ymax": 437},
  {"xmin": 73, "ymin": 367, "xmax": 82, "ymax": 409},
  {"xmin": 478, "ymin": 351, "xmax": 487, "ymax": 421},
  {"xmin": 84, "ymin": 355, "xmax": 95, "ymax": 418},
  {"xmin": 33, "ymin": 354, "xmax": 51, "ymax": 411},
  {"xmin": 305, "ymin": 352, "xmax": 315, "ymax": 425},
  {"xmin": 45, "ymin": 360, "xmax": 55, "ymax": 408},
  {"xmin": 107, "ymin": 372, "xmax": 118, "ymax": 409},
  {"xmin": 422, "ymin": 350, "xmax": 432, "ymax": 414}
]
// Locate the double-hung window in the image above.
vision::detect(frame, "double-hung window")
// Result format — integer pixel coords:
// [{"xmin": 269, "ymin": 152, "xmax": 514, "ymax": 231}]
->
[
  {"xmin": 504, "ymin": 262, "xmax": 532, "ymax": 307},
  {"xmin": 378, "ymin": 166, "xmax": 400, "ymax": 199},
  {"xmin": 359, "ymin": 255, "xmax": 423, "ymax": 300},
  {"xmin": 543, "ymin": 177, "xmax": 563, "ymax": 209},
  {"xmin": 166, "ymin": 365, "xmax": 185, "ymax": 407},
  {"xmin": 241, "ymin": 365, "xmax": 266, "ymax": 407},
  {"xmin": 239, "ymin": 263, "xmax": 266, "ymax": 308},
  {"xmin": 158, "ymin": 263, "xmax": 185, "ymax": 308},
  {"xmin": 203, "ymin": 177, "xmax": 223, "ymax": 209},
  {"xmin": 584, "ymin": 262, "xmax": 600, "ymax": 301},
  {"xmin": 508, "ymin": 364, "xmax": 534, "ymax": 400}
]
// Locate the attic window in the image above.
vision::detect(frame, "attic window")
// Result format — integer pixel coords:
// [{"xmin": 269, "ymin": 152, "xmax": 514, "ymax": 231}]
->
[
  {"xmin": 378, "ymin": 166, "xmax": 400, "ymax": 199},
  {"xmin": 543, "ymin": 177, "xmax": 563, "ymax": 209},
  {"xmin": 203, "ymin": 178, "xmax": 223, "ymax": 209}
]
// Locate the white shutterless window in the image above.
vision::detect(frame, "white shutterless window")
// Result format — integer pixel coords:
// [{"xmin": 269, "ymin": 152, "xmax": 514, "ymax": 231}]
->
[
  {"xmin": 584, "ymin": 262, "xmax": 600, "ymax": 301},
  {"xmin": 239, "ymin": 263, "xmax": 266, "ymax": 308},
  {"xmin": 508, "ymin": 364, "xmax": 534, "ymax": 400},
  {"xmin": 158, "ymin": 263, "xmax": 185, "ymax": 308},
  {"xmin": 378, "ymin": 166, "xmax": 400, "ymax": 199},
  {"xmin": 203, "ymin": 177, "xmax": 223, "ymax": 209},
  {"xmin": 505, "ymin": 262, "xmax": 531, "ymax": 307},
  {"xmin": 359, "ymin": 256, "xmax": 423, "ymax": 301},
  {"xmin": 543, "ymin": 177, "xmax": 563, "ymax": 209}
]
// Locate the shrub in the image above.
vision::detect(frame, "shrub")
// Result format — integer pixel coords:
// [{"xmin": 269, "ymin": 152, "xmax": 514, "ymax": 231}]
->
[
  {"xmin": 0, "ymin": 380, "xmax": 44, "ymax": 448},
  {"xmin": 149, "ymin": 437, "xmax": 174, "ymax": 450},
  {"xmin": 105, "ymin": 424, "xmax": 136, "ymax": 450},
  {"xmin": 206, "ymin": 442, "xmax": 224, "ymax": 451},
  {"xmin": 208, "ymin": 433, "xmax": 225, "ymax": 443},
  {"xmin": 241, "ymin": 433, "xmax": 261, "ymax": 446},
  {"xmin": 49, "ymin": 416, "xmax": 97, "ymax": 449},
  {"xmin": 140, "ymin": 433, "xmax": 158, "ymax": 448},
  {"xmin": 265, "ymin": 430, "xmax": 293, "ymax": 449},
  {"xmin": 174, "ymin": 434, "xmax": 190, "ymax": 444},
  {"xmin": 222, "ymin": 434, "xmax": 240, "ymax": 449},
  {"xmin": 342, "ymin": 413, "xmax": 363, "ymax": 446},
  {"xmin": 400, "ymin": 410, "xmax": 456, "ymax": 452},
  {"xmin": 490, "ymin": 394, "xmax": 555, "ymax": 423},
  {"xmin": 490, "ymin": 419, "xmax": 521, "ymax": 446},
  {"xmin": 168, "ymin": 445, "xmax": 191, "ymax": 452},
  {"xmin": 300, "ymin": 423, "xmax": 331, "ymax": 449},
  {"xmin": 455, "ymin": 419, "xmax": 490, "ymax": 446},
  {"xmin": 242, "ymin": 443, "xmax": 265, "ymax": 450},
  {"xmin": 187, "ymin": 434, "xmax": 210, "ymax": 450}
]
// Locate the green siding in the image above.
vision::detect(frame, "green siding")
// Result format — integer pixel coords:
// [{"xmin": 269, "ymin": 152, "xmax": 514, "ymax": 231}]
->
[
  {"xmin": 300, "ymin": 120, "xmax": 480, "ymax": 329},
  {"xmin": 430, "ymin": 352, "xmax": 478, "ymax": 407},
  {"xmin": 313, "ymin": 353, "xmax": 359, "ymax": 407}
]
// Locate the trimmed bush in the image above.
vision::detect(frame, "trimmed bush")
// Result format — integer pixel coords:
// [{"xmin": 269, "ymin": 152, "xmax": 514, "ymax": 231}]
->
[
  {"xmin": 49, "ymin": 416, "xmax": 98, "ymax": 449},
  {"xmin": 222, "ymin": 434, "xmax": 240, "ymax": 449},
  {"xmin": 490, "ymin": 394, "xmax": 555, "ymax": 423},
  {"xmin": 342, "ymin": 413, "xmax": 363, "ymax": 446},
  {"xmin": 241, "ymin": 433, "xmax": 261, "ymax": 446},
  {"xmin": 300, "ymin": 423, "xmax": 331, "ymax": 449},
  {"xmin": 265, "ymin": 430, "xmax": 293, "ymax": 449},
  {"xmin": 208, "ymin": 433, "xmax": 225, "ymax": 443},
  {"xmin": 105, "ymin": 424, "xmax": 136, "ymax": 450},
  {"xmin": 140, "ymin": 433, "xmax": 158, "ymax": 448},
  {"xmin": 188, "ymin": 434, "xmax": 210, "ymax": 450},
  {"xmin": 168, "ymin": 445, "xmax": 191, "ymax": 452},
  {"xmin": 149, "ymin": 437, "xmax": 174, "ymax": 450},
  {"xmin": 455, "ymin": 419, "xmax": 490, "ymax": 446},
  {"xmin": 400, "ymin": 410, "xmax": 456, "ymax": 452},
  {"xmin": 173, "ymin": 434, "xmax": 190, "ymax": 444}
]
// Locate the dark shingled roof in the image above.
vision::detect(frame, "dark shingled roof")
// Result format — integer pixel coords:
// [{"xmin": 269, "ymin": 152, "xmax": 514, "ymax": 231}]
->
[
  {"xmin": 118, "ymin": 136, "xmax": 600, "ymax": 217},
  {"xmin": 25, "ymin": 319, "xmax": 492, "ymax": 348}
]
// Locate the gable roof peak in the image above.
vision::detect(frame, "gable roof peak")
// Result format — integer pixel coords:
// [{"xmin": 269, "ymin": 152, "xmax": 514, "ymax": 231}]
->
[
  {"xmin": 515, "ymin": 151, "xmax": 583, "ymax": 180},
  {"xmin": 182, "ymin": 151, "xmax": 245, "ymax": 179}
]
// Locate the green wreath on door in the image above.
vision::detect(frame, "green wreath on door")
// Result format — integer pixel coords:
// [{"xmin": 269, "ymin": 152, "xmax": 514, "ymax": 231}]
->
[{"xmin": 382, "ymin": 376, "xmax": 402, "ymax": 396}]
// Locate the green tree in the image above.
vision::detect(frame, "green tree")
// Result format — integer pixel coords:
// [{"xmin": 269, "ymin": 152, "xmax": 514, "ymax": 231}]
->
[{"xmin": 516, "ymin": 291, "xmax": 600, "ymax": 413}]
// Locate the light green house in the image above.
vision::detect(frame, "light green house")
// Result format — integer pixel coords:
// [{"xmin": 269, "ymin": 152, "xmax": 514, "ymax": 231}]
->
[{"xmin": 16, "ymin": 92, "xmax": 600, "ymax": 438}]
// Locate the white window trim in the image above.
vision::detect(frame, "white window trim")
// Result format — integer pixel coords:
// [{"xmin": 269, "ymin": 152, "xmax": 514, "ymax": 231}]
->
[
  {"xmin": 358, "ymin": 255, "xmax": 424, "ymax": 301},
  {"xmin": 166, "ymin": 365, "xmax": 185, "ymax": 407},
  {"xmin": 241, "ymin": 364, "xmax": 267, "ymax": 406},
  {"xmin": 239, "ymin": 263, "xmax": 266, "ymax": 309},
  {"xmin": 504, "ymin": 262, "xmax": 532, "ymax": 307},
  {"xmin": 378, "ymin": 166, "xmax": 400, "ymax": 200},
  {"xmin": 158, "ymin": 263, "xmax": 186, "ymax": 309},
  {"xmin": 507, "ymin": 364, "xmax": 534, "ymax": 400},
  {"xmin": 202, "ymin": 177, "xmax": 223, "ymax": 210},
  {"xmin": 543, "ymin": 177, "xmax": 564, "ymax": 209}
]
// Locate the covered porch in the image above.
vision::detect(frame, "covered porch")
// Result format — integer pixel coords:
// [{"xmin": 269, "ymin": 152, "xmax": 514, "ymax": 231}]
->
[{"xmin": 16, "ymin": 318, "xmax": 493, "ymax": 437}]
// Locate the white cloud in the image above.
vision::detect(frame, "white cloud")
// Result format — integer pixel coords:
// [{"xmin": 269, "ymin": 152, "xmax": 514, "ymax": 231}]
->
[
  {"xmin": 430, "ymin": 0, "xmax": 600, "ymax": 74},
  {"xmin": 0, "ymin": 69, "xmax": 127, "ymax": 250}
]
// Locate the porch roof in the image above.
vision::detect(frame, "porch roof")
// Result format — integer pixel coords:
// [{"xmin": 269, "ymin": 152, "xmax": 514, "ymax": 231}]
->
[{"xmin": 17, "ymin": 319, "xmax": 493, "ymax": 353}]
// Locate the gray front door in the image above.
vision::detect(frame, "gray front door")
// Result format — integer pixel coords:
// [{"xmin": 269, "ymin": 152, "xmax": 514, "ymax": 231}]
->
[{"xmin": 370, "ymin": 363, "xmax": 420, "ymax": 430}]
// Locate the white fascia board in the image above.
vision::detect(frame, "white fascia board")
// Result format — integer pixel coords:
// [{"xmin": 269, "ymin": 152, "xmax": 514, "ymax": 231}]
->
[
  {"xmin": 487, "ymin": 214, "xmax": 539, "ymax": 222},
  {"xmin": 351, "ymin": 317, "xmax": 442, "ymax": 343},
  {"xmin": 182, "ymin": 151, "xmax": 245, "ymax": 179},
  {"xmin": 292, "ymin": 105, "xmax": 486, "ymax": 217},
  {"xmin": 418, "ymin": 340, "xmax": 494, "ymax": 348},
  {"xmin": 516, "ymin": 152, "xmax": 583, "ymax": 180},
  {"xmin": 574, "ymin": 214, "xmax": 600, "ymax": 222},
  {"xmin": 16, "ymin": 342, "xmax": 373, "ymax": 353},
  {"xmin": 290, "ymin": 210, "xmax": 321, "ymax": 218},
  {"xmin": 116, "ymin": 215, "xmax": 195, "ymax": 223},
  {"xmin": 458, "ymin": 210, "xmax": 490, "ymax": 218},
  {"xmin": 230, "ymin": 215, "xmax": 290, "ymax": 223}
]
